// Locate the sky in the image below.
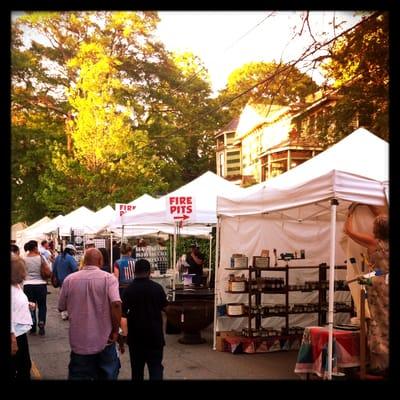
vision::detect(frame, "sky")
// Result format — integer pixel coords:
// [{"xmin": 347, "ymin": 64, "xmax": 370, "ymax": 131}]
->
[
  {"xmin": 12, "ymin": 11, "xmax": 363, "ymax": 96},
  {"xmin": 156, "ymin": 11, "xmax": 363, "ymax": 95}
]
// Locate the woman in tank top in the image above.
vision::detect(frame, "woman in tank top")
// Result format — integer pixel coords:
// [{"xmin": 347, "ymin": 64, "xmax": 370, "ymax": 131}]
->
[{"xmin": 23, "ymin": 240, "xmax": 49, "ymax": 336}]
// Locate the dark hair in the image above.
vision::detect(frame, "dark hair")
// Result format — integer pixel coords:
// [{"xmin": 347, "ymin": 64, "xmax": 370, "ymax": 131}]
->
[
  {"xmin": 11, "ymin": 255, "xmax": 27, "ymax": 284},
  {"xmin": 11, "ymin": 244, "xmax": 20, "ymax": 255},
  {"xmin": 48, "ymin": 241, "xmax": 55, "ymax": 250},
  {"xmin": 121, "ymin": 243, "xmax": 132, "ymax": 255},
  {"xmin": 98, "ymin": 247, "xmax": 109, "ymax": 267},
  {"xmin": 135, "ymin": 258, "xmax": 150, "ymax": 274},
  {"xmin": 41, "ymin": 240, "xmax": 48, "ymax": 246},
  {"xmin": 373, "ymin": 214, "xmax": 388, "ymax": 241},
  {"xmin": 25, "ymin": 240, "xmax": 38, "ymax": 252}
]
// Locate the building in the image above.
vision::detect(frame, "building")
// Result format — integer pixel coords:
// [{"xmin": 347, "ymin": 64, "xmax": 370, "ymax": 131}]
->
[
  {"xmin": 216, "ymin": 90, "xmax": 342, "ymax": 186},
  {"xmin": 215, "ymin": 117, "xmax": 241, "ymax": 184}
]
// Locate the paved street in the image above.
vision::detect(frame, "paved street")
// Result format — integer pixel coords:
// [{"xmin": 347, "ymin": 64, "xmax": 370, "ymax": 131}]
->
[{"xmin": 28, "ymin": 287, "xmax": 300, "ymax": 380}]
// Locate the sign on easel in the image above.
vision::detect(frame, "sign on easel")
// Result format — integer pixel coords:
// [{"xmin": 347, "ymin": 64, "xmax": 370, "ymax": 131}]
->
[
  {"xmin": 115, "ymin": 203, "xmax": 136, "ymax": 217},
  {"xmin": 166, "ymin": 196, "xmax": 195, "ymax": 223}
]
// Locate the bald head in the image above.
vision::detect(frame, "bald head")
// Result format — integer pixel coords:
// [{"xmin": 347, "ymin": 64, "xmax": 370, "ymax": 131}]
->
[{"xmin": 83, "ymin": 248, "xmax": 103, "ymax": 268}]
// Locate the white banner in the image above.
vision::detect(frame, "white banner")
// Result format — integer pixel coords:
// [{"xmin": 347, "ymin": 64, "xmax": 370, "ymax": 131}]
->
[
  {"xmin": 115, "ymin": 203, "xmax": 136, "ymax": 218},
  {"xmin": 166, "ymin": 196, "xmax": 196, "ymax": 223}
]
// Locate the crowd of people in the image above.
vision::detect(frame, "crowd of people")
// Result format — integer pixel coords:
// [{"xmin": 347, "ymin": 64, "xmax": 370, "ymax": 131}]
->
[
  {"xmin": 11, "ymin": 214, "xmax": 389, "ymax": 380},
  {"xmin": 10, "ymin": 240, "xmax": 169, "ymax": 381}
]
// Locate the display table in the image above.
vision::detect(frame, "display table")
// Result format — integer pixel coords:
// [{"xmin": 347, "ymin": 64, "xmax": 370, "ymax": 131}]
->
[
  {"xmin": 294, "ymin": 326, "xmax": 360, "ymax": 379},
  {"xmin": 151, "ymin": 274, "xmax": 173, "ymax": 294}
]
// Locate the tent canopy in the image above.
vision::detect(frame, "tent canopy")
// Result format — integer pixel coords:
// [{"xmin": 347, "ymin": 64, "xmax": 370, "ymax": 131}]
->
[
  {"xmin": 217, "ymin": 128, "xmax": 388, "ymax": 219},
  {"xmin": 57, "ymin": 206, "xmax": 96, "ymax": 236},
  {"xmin": 120, "ymin": 171, "xmax": 245, "ymax": 227}
]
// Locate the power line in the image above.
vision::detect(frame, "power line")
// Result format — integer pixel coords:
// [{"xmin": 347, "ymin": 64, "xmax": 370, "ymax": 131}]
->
[
  {"xmin": 167, "ymin": 12, "xmax": 275, "ymax": 96},
  {"xmin": 152, "ymin": 11, "xmax": 379, "ymax": 140}
]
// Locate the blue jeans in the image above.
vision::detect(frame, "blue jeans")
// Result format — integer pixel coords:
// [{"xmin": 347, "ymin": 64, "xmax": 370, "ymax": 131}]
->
[{"xmin": 68, "ymin": 343, "xmax": 120, "ymax": 380}]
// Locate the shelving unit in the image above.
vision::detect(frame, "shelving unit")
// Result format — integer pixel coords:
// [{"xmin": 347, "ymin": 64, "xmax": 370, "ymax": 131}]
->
[{"xmin": 221, "ymin": 261, "xmax": 354, "ymax": 340}]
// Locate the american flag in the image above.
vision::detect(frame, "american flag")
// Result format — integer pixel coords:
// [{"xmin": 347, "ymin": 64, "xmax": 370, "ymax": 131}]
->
[{"xmin": 124, "ymin": 260, "xmax": 135, "ymax": 280}]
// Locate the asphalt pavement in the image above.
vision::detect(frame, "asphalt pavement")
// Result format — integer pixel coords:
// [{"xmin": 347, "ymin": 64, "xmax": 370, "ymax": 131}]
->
[{"xmin": 28, "ymin": 286, "xmax": 300, "ymax": 380}]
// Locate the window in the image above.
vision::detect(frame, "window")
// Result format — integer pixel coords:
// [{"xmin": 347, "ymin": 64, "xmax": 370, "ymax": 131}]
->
[{"xmin": 219, "ymin": 153, "xmax": 224, "ymax": 176}]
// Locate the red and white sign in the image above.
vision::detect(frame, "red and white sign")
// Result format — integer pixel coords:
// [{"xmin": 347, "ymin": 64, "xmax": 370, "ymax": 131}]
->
[
  {"xmin": 166, "ymin": 196, "xmax": 195, "ymax": 223},
  {"xmin": 115, "ymin": 203, "xmax": 136, "ymax": 217}
]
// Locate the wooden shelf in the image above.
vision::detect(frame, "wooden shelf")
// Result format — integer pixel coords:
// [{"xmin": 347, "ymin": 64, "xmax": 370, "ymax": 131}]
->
[
  {"xmin": 224, "ymin": 268, "xmax": 249, "ymax": 270},
  {"xmin": 225, "ymin": 290, "xmax": 248, "ymax": 294}
]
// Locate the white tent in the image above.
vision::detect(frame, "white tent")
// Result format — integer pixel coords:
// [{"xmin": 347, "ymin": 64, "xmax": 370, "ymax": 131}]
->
[
  {"xmin": 119, "ymin": 171, "xmax": 245, "ymax": 227},
  {"xmin": 57, "ymin": 206, "xmax": 96, "ymax": 236},
  {"xmin": 11, "ymin": 222, "xmax": 27, "ymax": 241},
  {"xmin": 27, "ymin": 214, "xmax": 66, "ymax": 236},
  {"xmin": 86, "ymin": 205, "xmax": 115, "ymax": 235},
  {"xmin": 215, "ymin": 128, "xmax": 388, "ymax": 379},
  {"xmin": 15, "ymin": 216, "xmax": 52, "ymax": 252}
]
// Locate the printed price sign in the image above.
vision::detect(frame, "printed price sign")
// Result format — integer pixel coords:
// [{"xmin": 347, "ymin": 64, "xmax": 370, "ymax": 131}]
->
[
  {"xmin": 115, "ymin": 203, "xmax": 136, "ymax": 217},
  {"xmin": 166, "ymin": 196, "xmax": 195, "ymax": 223}
]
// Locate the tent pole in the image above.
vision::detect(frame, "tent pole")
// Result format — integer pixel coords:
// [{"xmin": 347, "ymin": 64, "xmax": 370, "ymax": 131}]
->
[
  {"xmin": 208, "ymin": 233, "xmax": 212, "ymax": 287},
  {"xmin": 327, "ymin": 198, "xmax": 338, "ymax": 380},
  {"xmin": 213, "ymin": 217, "xmax": 220, "ymax": 350},
  {"xmin": 172, "ymin": 223, "xmax": 177, "ymax": 301},
  {"xmin": 110, "ymin": 232, "xmax": 113, "ymax": 273},
  {"xmin": 121, "ymin": 225, "xmax": 125, "ymax": 244}
]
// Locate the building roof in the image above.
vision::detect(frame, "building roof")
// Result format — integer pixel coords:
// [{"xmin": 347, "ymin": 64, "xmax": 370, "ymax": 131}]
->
[
  {"xmin": 235, "ymin": 103, "xmax": 291, "ymax": 139},
  {"xmin": 215, "ymin": 117, "xmax": 240, "ymax": 137}
]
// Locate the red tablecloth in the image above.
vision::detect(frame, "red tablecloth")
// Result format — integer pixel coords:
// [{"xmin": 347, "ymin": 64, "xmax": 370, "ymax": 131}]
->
[{"xmin": 294, "ymin": 326, "xmax": 360, "ymax": 378}]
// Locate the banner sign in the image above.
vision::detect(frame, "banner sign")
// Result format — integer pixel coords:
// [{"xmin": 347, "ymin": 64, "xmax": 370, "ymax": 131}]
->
[
  {"xmin": 115, "ymin": 203, "xmax": 136, "ymax": 217},
  {"xmin": 166, "ymin": 196, "xmax": 195, "ymax": 223}
]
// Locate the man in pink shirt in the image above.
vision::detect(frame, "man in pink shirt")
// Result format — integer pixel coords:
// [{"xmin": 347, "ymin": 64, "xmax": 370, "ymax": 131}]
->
[{"xmin": 58, "ymin": 248, "xmax": 122, "ymax": 380}]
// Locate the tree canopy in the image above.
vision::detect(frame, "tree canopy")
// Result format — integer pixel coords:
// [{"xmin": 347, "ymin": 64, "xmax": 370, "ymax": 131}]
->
[
  {"xmin": 11, "ymin": 11, "xmax": 223, "ymax": 223},
  {"xmin": 217, "ymin": 61, "xmax": 319, "ymax": 119},
  {"xmin": 317, "ymin": 12, "xmax": 389, "ymax": 143}
]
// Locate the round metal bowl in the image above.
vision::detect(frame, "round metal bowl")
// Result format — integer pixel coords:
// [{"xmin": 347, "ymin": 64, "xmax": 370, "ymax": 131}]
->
[{"xmin": 166, "ymin": 298, "xmax": 214, "ymax": 344}]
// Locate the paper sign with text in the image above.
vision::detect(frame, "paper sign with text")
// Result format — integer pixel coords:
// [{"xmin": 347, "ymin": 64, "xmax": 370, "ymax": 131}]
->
[
  {"xmin": 115, "ymin": 203, "xmax": 136, "ymax": 217},
  {"xmin": 166, "ymin": 196, "xmax": 196, "ymax": 223}
]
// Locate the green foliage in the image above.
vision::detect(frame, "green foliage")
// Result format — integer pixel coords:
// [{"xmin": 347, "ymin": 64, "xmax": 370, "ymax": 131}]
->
[
  {"xmin": 11, "ymin": 12, "xmax": 225, "ymax": 222},
  {"xmin": 320, "ymin": 12, "xmax": 388, "ymax": 142},
  {"xmin": 217, "ymin": 61, "xmax": 319, "ymax": 120},
  {"xmin": 166, "ymin": 235, "xmax": 216, "ymax": 272}
]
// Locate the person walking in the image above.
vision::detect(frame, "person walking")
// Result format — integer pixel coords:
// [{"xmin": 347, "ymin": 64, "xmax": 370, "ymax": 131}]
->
[
  {"xmin": 98, "ymin": 247, "xmax": 111, "ymax": 273},
  {"xmin": 113, "ymin": 243, "xmax": 136, "ymax": 298},
  {"xmin": 121, "ymin": 258, "xmax": 168, "ymax": 380},
  {"xmin": 23, "ymin": 240, "xmax": 49, "ymax": 336},
  {"xmin": 52, "ymin": 244, "xmax": 78, "ymax": 320},
  {"xmin": 11, "ymin": 255, "xmax": 33, "ymax": 381},
  {"xmin": 58, "ymin": 248, "xmax": 122, "ymax": 380}
]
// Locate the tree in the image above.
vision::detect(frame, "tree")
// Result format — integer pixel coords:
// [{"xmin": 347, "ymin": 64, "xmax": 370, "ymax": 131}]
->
[
  {"xmin": 11, "ymin": 12, "xmax": 224, "ymax": 222},
  {"xmin": 217, "ymin": 61, "xmax": 319, "ymax": 120},
  {"xmin": 319, "ymin": 12, "xmax": 388, "ymax": 142}
]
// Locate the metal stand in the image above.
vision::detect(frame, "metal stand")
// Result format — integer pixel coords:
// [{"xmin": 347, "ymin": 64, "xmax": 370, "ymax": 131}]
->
[{"xmin": 360, "ymin": 286, "xmax": 367, "ymax": 379}]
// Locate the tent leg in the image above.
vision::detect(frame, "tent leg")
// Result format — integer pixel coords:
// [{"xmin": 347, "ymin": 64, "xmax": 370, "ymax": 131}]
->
[
  {"xmin": 172, "ymin": 223, "xmax": 177, "ymax": 301},
  {"xmin": 208, "ymin": 233, "xmax": 212, "ymax": 287},
  {"xmin": 110, "ymin": 232, "xmax": 113, "ymax": 273},
  {"xmin": 213, "ymin": 217, "xmax": 220, "ymax": 350},
  {"xmin": 327, "ymin": 198, "xmax": 338, "ymax": 380}
]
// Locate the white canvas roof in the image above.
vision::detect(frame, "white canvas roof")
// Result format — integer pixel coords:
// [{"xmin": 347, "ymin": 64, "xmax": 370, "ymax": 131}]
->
[
  {"xmin": 28, "ymin": 214, "xmax": 66, "ymax": 235},
  {"xmin": 108, "ymin": 194, "xmax": 159, "ymax": 230},
  {"xmin": 15, "ymin": 216, "xmax": 51, "ymax": 251},
  {"xmin": 120, "ymin": 171, "xmax": 245, "ymax": 227},
  {"xmin": 57, "ymin": 206, "xmax": 96, "ymax": 236},
  {"xmin": 217, "ymin": 128, "xmax": 388, "ymax": 219}
]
